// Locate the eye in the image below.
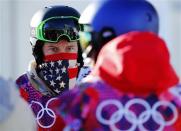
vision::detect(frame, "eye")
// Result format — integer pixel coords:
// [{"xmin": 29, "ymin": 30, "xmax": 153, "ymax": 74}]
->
[
  {"xmin": 49, "ymin": 47, "xmax": 58, "ymax": 52},
  {"xmin": 66, "ymin": 46, "xmax": 76, "ymax": 52}
]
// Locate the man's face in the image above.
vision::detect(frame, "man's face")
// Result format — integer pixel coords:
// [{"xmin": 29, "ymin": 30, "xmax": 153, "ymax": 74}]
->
[
  {"xmin": 40, "ymin": 40, "xmax": 79, "ymax": 95},
  {"xmin": 43, "ymin": 40, "xmax": 78, "ymax": 56}
]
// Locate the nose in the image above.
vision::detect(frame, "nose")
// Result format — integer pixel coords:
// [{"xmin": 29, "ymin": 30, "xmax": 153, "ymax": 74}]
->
[{"xmin": 57, "ymin": 40, "xmax": 69, "ymax": 53}]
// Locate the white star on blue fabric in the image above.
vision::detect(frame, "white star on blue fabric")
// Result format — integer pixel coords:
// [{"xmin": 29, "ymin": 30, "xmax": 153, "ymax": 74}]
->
[
  {"xmin": 50, "ymin": 61, "xmax": 54, "ymax": 67},
  {"xmin": 50, "ymin": 80, "xmax": 56, "ymax": 87},
  {"xmin": 49, "ymin": 69, "xmax": 53, "ymax": 74},
  {"xmin": 44, "ymin": 63, "xmax": 48, "ymax": 67},
  {"xmin": 61, "ymin": 66, "xmax": 66, "ymax": 73},
  {"xmin": 55, "ymin": 68, "xmax": 60, "ymax": 74},
  {"xmin": 59, "ymin": 81, "xmax": 65, "ymax": 88},
  {"xmin": 58, "ymin": 60, "xmax": 62, "ymax": 65},
  {"xmin": 54, "ymin": 88, "xmax": 61, "ymax": 93},
  {"xmin": 56, "ymin": 75, "xmax": 62, "ymax": 81}
]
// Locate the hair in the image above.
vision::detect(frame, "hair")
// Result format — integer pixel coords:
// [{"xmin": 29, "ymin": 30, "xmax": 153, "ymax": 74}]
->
[{"xmin": 32, "ymin": 40, "xmax": 44, "ymax": 66}]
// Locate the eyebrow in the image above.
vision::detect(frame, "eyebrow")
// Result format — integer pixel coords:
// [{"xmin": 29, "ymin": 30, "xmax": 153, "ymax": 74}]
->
[
  {"xmin": 46, "ymin": 45, "xmax": 57, "ymax": 48},
  {"xmin": 67, "ymin": 45, "xmax": 76, "ymax": 47}
]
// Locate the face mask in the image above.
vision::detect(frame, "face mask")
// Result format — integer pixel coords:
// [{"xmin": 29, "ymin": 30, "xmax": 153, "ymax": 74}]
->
[{"xmin": 39, "ymin": 53, "xmax": 78, "ymax": 95}]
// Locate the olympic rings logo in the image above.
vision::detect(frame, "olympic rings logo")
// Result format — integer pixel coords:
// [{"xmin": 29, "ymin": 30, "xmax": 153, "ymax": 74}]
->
[
  {"xmin": 29, "ymin": 98, "xmax": 57, "ymax": 128},
  {"xmin": 96, "ymin": 98, "xmax": 178, "ymax": 131}
]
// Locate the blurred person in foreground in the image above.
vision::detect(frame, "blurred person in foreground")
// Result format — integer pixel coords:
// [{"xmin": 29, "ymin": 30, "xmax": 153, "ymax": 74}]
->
[
  {"xmin": 50, "ymin": 0, "xmax": 181, "ymax": 130},
  {"xmin": 0, "ymin": 77, "xmax": 36, "ymax": 131}
]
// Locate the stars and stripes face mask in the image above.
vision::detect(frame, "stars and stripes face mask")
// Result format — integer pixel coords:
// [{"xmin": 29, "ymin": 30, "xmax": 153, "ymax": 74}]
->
[{"xmin": 39, "ymin": 53, "xmax": 78, "ymax": 95}]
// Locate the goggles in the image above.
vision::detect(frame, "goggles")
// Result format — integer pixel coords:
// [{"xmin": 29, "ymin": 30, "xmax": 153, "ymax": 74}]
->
[
  {"xmin": 34, "ymin": 16, "xmax": 80, "ymax": 43},
  {"xmin": 79, "ymin": 25, "xmax": 93, "ymax": 51},
  {"xmin": 79, "ymin": 25, "xmax": 116, "ymax": 51},
  {"xmin": 79, "ymin": 31, "xmax": 92, "ymax": 51}
]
